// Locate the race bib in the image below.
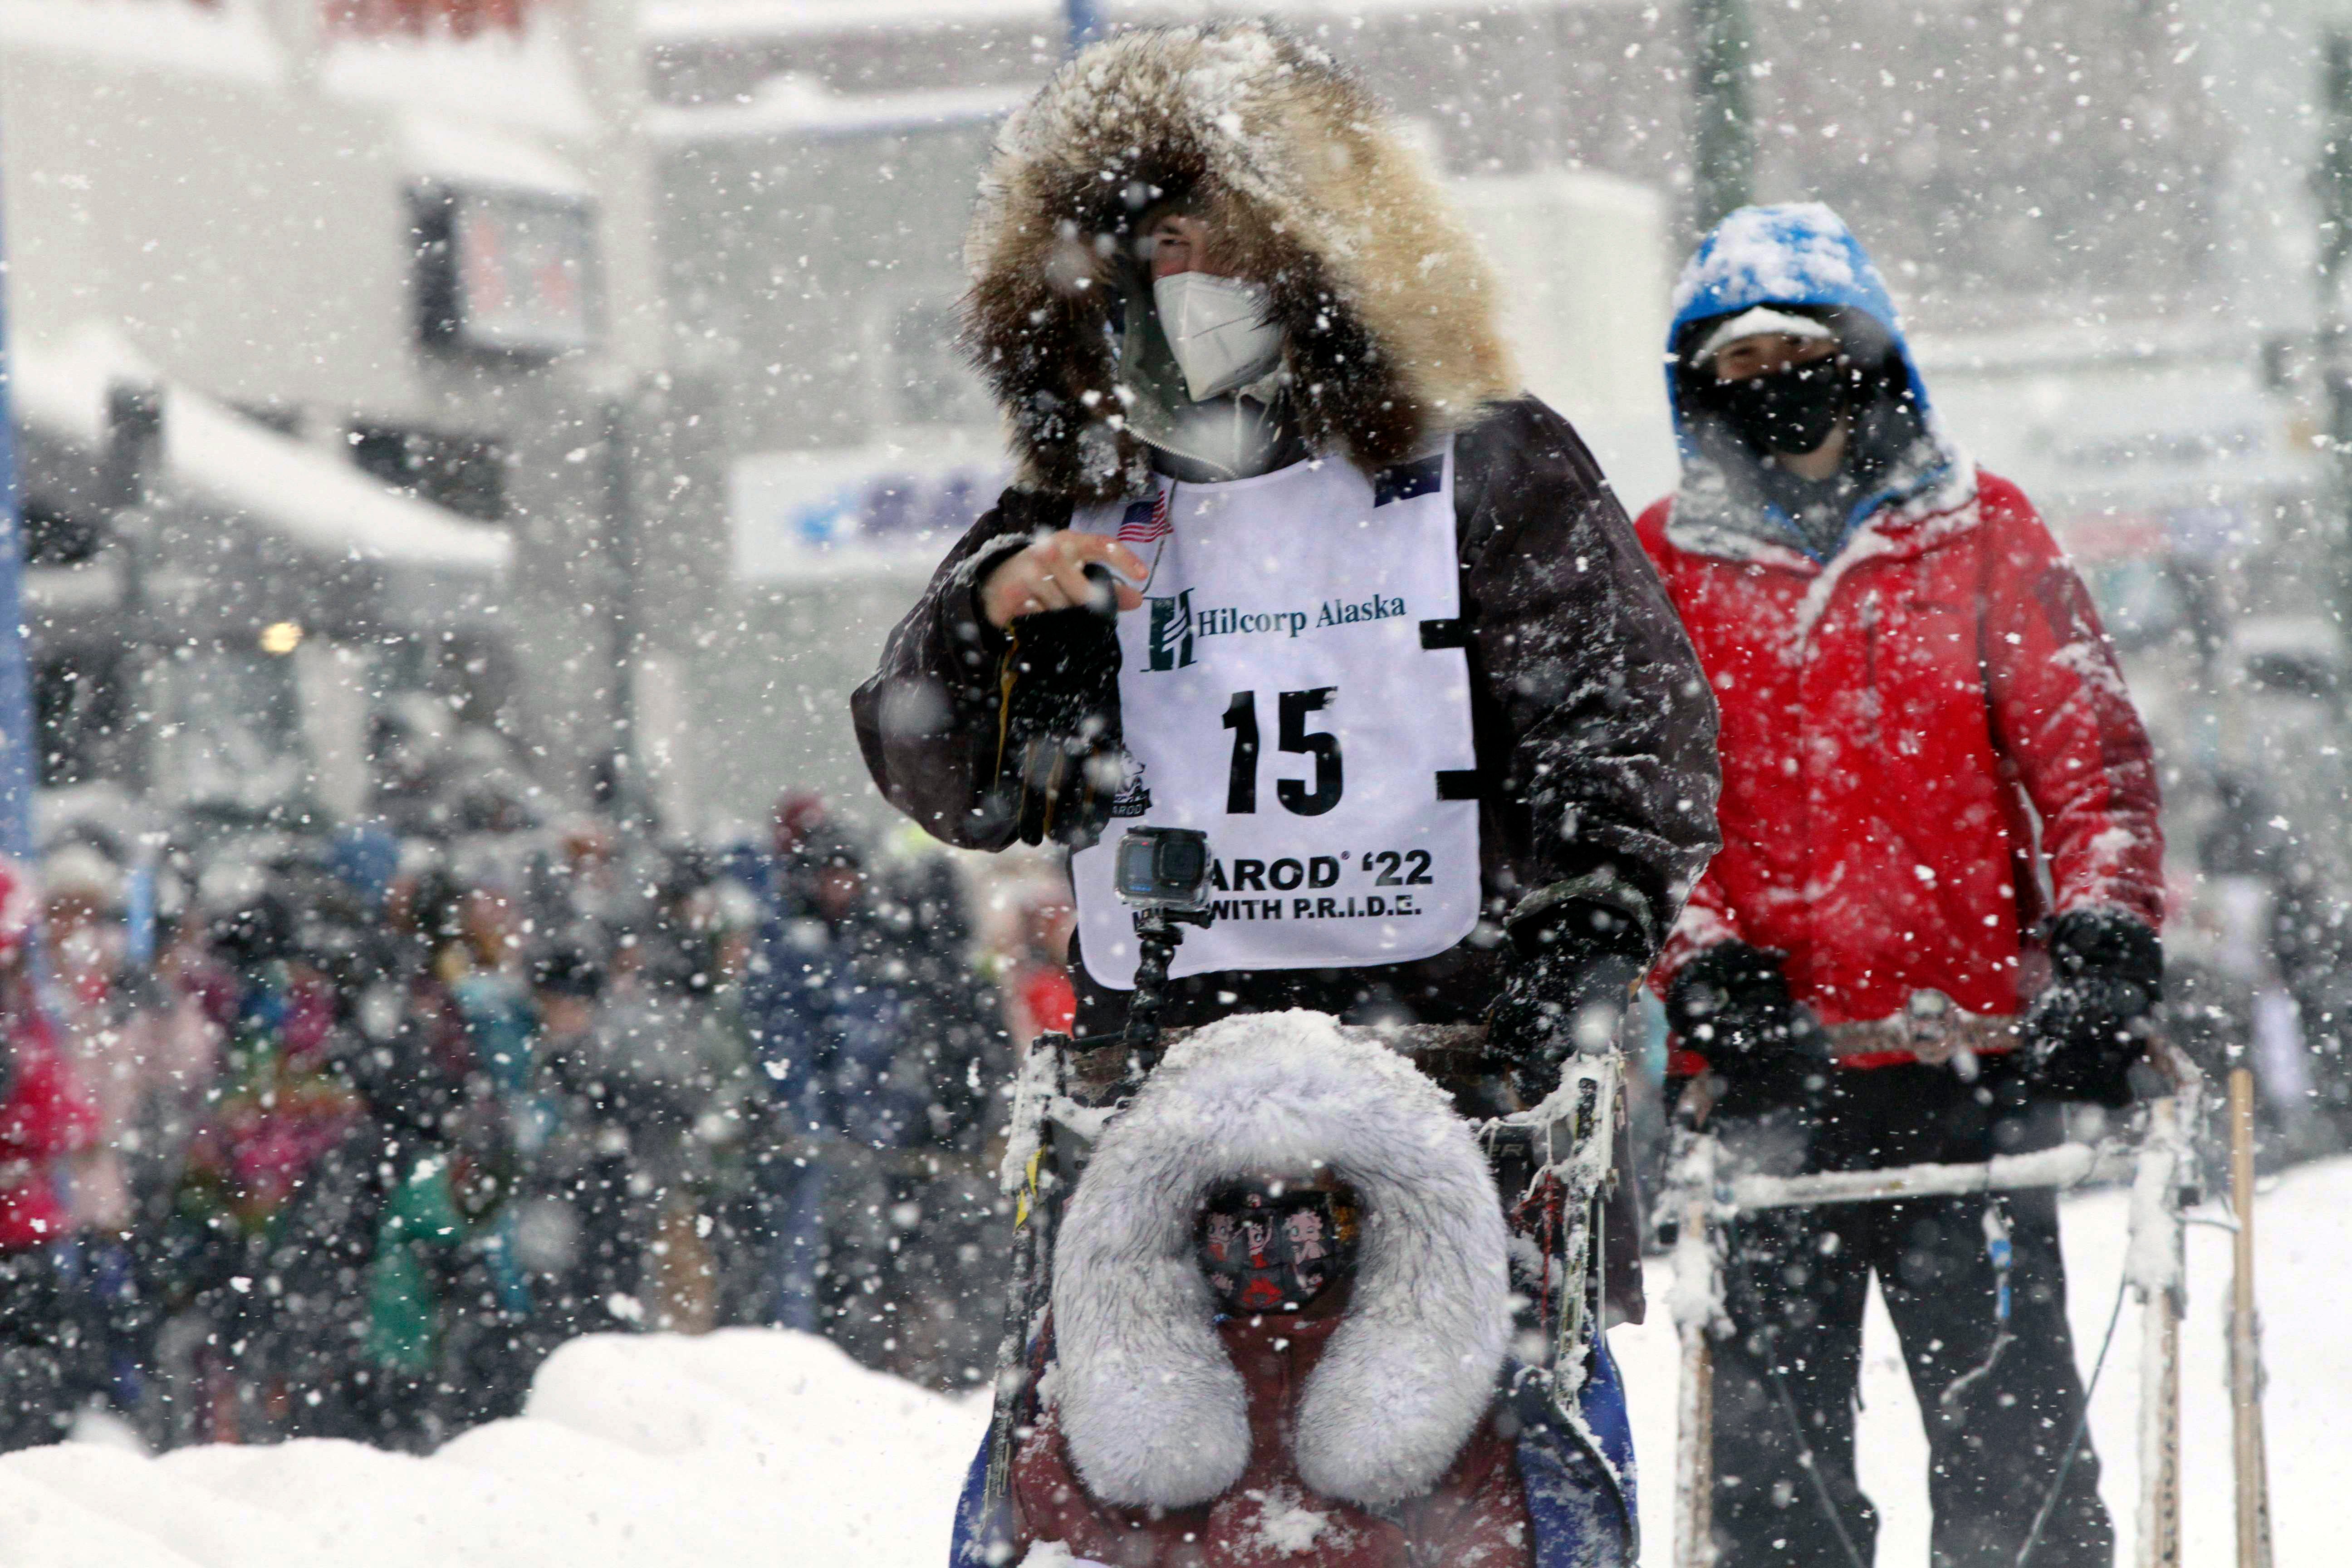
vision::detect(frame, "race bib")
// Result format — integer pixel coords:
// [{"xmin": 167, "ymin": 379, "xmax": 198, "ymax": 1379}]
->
[{"xmin": 1069, "ymin": 448, "xmax": 1481, "ymax": 987}]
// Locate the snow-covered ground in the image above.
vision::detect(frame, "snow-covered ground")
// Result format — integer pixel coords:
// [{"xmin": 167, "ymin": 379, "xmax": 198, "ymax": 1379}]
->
[
  {"xmin": 5, "ymin": 1157, "xmax": 2343, "ymax": 1567},
  {"xmin": 0, "ymin": 1331, "xmax": 984, "ymax": 1568},
  {"xmin": 1615, "ymin": 1154, "xmax": 2346, "ymax": 1566}
]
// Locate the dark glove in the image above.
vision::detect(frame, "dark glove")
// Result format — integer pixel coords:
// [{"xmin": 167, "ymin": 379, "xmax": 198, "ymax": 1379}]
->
[
  {"xmin": 995, "ymin": 570, "xmax": 1122, "ymax": 849},
  {"xmin": 1489, "ymin": 881, "xmax": 1653, "ymax": 1106},
  {"xmin": 2025, "ymin": 908, "xmax": 2161, "ymax": 1107},
  {"xmin": 1663, "ymin": 942, "xmax": 1823, "ymax": 1116}
]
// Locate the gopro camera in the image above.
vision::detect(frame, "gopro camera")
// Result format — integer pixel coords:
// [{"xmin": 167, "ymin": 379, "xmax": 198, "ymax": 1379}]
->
[{"xmin": 1113, "ymin": 827, "xmax": 1212, "ymax": 913}]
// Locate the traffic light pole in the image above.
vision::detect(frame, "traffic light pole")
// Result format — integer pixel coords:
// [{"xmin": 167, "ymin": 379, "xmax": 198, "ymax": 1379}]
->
[
  {"xmin": 2319, "ymin": 36, "xmax": 2352, "ymax": 629},
  {"xmin": 1690, "ymin": 0, "xmax": 1755, "ymax": 232},
  {"xmin": 0, "ymin": 164, "xmax": 35, "ymax": 863},
  {"xmin": 0, "ymin": 156, "xmax": 36, "ymax": 1096}
]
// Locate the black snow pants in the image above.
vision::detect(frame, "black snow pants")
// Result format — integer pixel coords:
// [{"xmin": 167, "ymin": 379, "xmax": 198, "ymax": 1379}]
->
[
  {"xmin": 0, "ymin": 1244, "xmax": 73, "ymax": 1451},
  {"xmin": 1706, "ymin": 1063, "xmax": 2114, "ymax": 1568}
]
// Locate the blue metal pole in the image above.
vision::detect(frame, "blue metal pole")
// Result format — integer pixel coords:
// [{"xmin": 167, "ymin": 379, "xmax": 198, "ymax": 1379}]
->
[
  {"xmin": 0, "ymin": 172, "xmax": 33, "ymax": 862},
  {"xmin": 0, "ymin": 158, "xmax": 34, "ymax": 1103},
  {"xmin": 1065, "ymin": 0, "xmax": 1101, "ymax": 52}
]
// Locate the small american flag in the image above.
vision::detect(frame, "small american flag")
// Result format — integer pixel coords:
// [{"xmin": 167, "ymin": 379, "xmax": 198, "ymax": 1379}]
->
[{"xmin": 1117, "ymin": 487, "xmax": 1171, "ymax": 544}]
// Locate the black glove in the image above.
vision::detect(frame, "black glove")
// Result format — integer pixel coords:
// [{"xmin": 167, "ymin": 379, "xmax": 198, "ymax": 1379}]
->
[
  {"xmin": 1663, "ymin": 942, "xmax": 1823, "ymax": 1116},
  {"xmin": 1489, "ymin": 882, "xmax": 1652, "ymax": 1105},
  {"xmin": 995, "ymin": 570, "xmax": 1122, "ymax": 848},
  {"xmin": 2025, "ymin": 908, "xmax": 2161, "ymax": 1107}
]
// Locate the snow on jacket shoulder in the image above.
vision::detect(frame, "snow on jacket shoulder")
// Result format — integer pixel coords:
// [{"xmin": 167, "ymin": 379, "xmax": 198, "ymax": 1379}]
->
[{"xmin": 1636, "ymin": 468, "xmax": 2163, "ymax": 1031}]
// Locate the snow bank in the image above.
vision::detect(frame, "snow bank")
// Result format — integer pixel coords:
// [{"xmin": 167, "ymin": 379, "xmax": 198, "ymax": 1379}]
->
[
  {"xmin": 0, "ymin": 1330, "xmax": 985, "ymax": 1568},
  {"xmin": 0, "ymin": 0, "xmax": 283, "ymax": 84},
  {"xmin": 646, "ymin": 76, "xmax": 1030, "ymax": 144},
  {"xmin": 14, "ymin": 322, "xmax": 510, "ymax": 576},
  {"xmin": 318, "ymin": 23, "xmax": 593, "ymax": 138},
  {"xmin": 639, "ymin": 0, "xmax": 1047, "ymax": 44},
  {"xmin": 5, "ymin": 1159, "xmax": 2344, "ymax": 1566}
]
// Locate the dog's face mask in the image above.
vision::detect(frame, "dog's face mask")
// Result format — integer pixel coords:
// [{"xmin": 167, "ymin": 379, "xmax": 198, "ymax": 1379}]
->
[{"xmin": 1196, "ymin": 1178, "xmax": 1360, "ymax": 1315}]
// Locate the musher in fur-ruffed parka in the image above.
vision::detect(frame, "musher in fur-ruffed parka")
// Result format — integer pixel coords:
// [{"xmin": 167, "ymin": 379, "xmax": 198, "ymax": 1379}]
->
[
  {"xmin": 850, "ymin": 24, "xmax": 1720, "ymax": 1111},
  {"xmin": 985, "ymin": 1013, "xmax": 1635, "ymax": 1568}
]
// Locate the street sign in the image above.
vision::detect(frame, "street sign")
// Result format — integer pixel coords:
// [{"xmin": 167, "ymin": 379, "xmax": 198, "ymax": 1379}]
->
[{"xmin": 416, "ymin": 184, "xmax": 600, "ymax": 358}]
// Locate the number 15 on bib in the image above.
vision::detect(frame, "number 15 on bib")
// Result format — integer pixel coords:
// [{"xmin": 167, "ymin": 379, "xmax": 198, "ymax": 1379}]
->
[{"xmin": 1069, "ymin": 447, "xmax": 1483, "ymax": 987}]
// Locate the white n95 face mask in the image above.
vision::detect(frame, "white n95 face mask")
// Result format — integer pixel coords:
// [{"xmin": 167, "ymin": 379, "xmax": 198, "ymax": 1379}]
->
[{"xmin": 1152, "ymin": 272, "xmax": 1284, "ymax": 402}]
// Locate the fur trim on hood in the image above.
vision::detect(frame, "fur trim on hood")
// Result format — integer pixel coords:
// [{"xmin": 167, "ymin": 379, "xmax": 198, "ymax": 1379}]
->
[
  {"xmin": 963, "ymin": 23, "xmax": 1518, "ymax": 500},
  {"xmin": 1048, "ymin": 1010, "xmax": 1513, "ymax": 1511}
]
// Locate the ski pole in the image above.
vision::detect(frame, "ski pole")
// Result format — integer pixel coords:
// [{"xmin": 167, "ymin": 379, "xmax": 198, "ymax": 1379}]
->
[
  {"xmin": 979, "ymin": 1033, "xmax": 1066, "ymax": 1556},
  {"xmin": 2122, "ymin": 1094, "xmax": 2187, "ymax": 1568},
  {"xmin": 2227, "ymin": 1068, "xmax": 2274, "ymax": 1568},
  {"xmin": 1665, "ymin": 1127, "xmax": 1722, "ymax": 1568}
]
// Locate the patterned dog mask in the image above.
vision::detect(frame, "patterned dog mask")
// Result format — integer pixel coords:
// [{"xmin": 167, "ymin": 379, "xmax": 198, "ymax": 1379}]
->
[{"xmin": 1195, "ymin": 1178, "xmax": 1361, "ymax": 1314}]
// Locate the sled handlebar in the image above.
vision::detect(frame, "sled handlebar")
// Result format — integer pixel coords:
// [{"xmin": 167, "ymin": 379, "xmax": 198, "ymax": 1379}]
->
[{"xmin": 1724, "ymin": 1141, "xmax": 2138, "ymax": 1210}]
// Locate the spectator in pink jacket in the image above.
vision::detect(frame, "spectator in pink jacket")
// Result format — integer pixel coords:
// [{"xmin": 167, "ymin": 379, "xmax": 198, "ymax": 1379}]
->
[{"xmin": 0, "ymin": 853, "xmax": 98, "ymax": 1448}]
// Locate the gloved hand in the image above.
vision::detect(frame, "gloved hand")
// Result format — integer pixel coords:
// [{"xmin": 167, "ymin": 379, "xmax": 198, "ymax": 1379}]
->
[
  {"xmin": 2024, "ymin": 908, "xmax": 2161, "ymax": 1107},
  {"xmin": 995, "ymin": 570, "xmax": 1123, "ymax": 848},
  {"xmin": 1490, "ymin": 882, "xmax": 1652, "ymax": 1106},
  {"xmin": 1663, "ymin": 941, "xmax": 1823, "ymax": 1116}
]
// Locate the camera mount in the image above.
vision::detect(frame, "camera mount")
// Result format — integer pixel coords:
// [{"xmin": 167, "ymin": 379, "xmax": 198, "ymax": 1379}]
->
[{"xmin": 1112, "ymin": 826, "xmax": 1217, "ymax": 1062}]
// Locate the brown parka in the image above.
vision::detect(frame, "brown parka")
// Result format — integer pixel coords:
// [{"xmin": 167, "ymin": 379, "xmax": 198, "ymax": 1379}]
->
[
  {"xmin": 853, "ymin": 397, "xmax": 1721, "ymax": 1041},
  {"xmin": 852, "ymin": 24, "xmax": 1717, "ymax": 1042},
  {"xmin": 856, "ymin": 10, "xmax": 1715, "ymax": 1380}
]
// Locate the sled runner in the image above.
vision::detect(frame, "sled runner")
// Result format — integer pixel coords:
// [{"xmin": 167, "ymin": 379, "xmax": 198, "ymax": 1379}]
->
[
  {"xmin": 952, "ymin": 831, "xmax": 1640, "ymax": 1568},
  {"xmin": 1658, "ymin": 1038, "xmax": 2209, "ymax": 1568}
]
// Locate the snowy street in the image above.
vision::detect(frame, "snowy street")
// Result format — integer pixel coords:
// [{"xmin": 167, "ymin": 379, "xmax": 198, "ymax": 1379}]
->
[
  {"xmin": 5, "ymin": 1156, "xmax": 2338, "ymax": 1568},
  {"xmin": 1617, "ymin": 1156, "xmax": 2347, "ymax": 1568},
  {"xmin": 2, "ymin": 4, "xmax": 2348, "ymax": 1565}
]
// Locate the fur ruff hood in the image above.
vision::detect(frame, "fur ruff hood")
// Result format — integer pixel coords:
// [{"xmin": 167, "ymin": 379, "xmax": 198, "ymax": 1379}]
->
[
  {"xmin": 1048, "ymin": 1010, "xmax": 1513, "ymax": 1511},
  {"xmin": 963, "ymin": 23, "xmax": 1518, "ymax": 500}
]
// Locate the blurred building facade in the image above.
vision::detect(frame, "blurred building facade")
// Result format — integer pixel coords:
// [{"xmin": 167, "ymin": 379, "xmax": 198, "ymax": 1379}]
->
[
  {"xmin": 0, "ymin": 0, "xmax": 730, "ymax": 847},
  {"xmin": 647, "ymin": 0, "xmax": 2352, "ymax": 1130},
  {"xmin": 18, "ymin": 0, "xmax": 2352, "ymax": 1174},
  {"xmin": 638, "ymin": 0, "xmax": 2258, "ymax": 833},
  {"xmin": 0, "ymin": 0, "xmax": 2293, "ymax": 850}
]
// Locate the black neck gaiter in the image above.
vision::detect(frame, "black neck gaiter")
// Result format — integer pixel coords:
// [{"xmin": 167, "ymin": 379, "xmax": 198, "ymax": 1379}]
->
[
  {"xmin": 1755, "ymin": 462, "xmax": 1857, "ymax": 559},
  {"xmin": 1710, "ymin": 358, "xmax": 1846, "ymax": 457}
]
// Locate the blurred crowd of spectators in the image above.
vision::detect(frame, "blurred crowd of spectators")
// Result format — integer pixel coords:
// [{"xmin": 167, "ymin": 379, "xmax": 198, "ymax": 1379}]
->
[{"xmin": 0, "ymin": 790, "xmax": 1077, "ymax": 1455}]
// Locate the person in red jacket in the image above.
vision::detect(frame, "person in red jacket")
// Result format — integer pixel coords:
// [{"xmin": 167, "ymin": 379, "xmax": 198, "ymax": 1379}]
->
[
  {"xmin": 0, "ymin": 854, "xmax": 99, "ymax": 1449},
  {"xmin": 1636, "ymin": 206, "xmax": 2162, "ymax": 1568}
]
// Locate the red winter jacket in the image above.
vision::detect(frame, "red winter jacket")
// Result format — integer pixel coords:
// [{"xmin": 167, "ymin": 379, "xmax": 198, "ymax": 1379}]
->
[
  {"xmin": 1013, "ymin": 1305, "xmax": 1534, "ymax": 1568},
  {"xmin": 1635, "ymin": 468, "xmax": 2162, "ymax": 1063},
  {"xmin": 0, "ymin": 998, "xmax": 98, "ymax": 1250}
]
